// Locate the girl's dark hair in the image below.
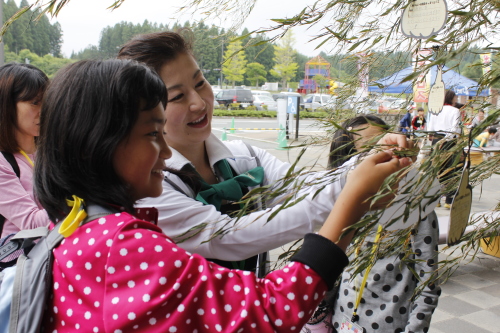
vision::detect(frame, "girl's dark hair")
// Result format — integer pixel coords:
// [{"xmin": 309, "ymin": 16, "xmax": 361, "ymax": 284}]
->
[
  {"xmin": 35, "ymin": 59, "xmax": 167, "ymax": 221},
  {"xmin": 117, "ymin": 31, "xmax": 192, "ymax": 73},
  {"xmin": 488, "ymin": 127, "xmax": 497, "ymax": 134},
  {"xmin": 444, "ymin": 90, "xmax": 456, "ymax": 105},
  {"xmin": 328, "ymin": 115, "xmax": 388, "ymax": 169},
  {"xmin": 0, "ymin": 63, "xmax": 48, "ymax": 153}
]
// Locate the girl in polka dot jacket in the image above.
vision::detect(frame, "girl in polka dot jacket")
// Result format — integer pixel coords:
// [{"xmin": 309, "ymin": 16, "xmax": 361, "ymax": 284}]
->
[
  {"xmin": 304, "ymin": 116, "xmax": 441, "ymax": 333},
  {"xmin": 34, "ymin": 59, "xmax": 409, "ymax": 333}
]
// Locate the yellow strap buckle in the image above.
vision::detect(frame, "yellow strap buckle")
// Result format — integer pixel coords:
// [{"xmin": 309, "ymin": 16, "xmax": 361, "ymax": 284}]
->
[{"xmin": 59, "ymin": 195, "xmax": 87, "ymax": 238}]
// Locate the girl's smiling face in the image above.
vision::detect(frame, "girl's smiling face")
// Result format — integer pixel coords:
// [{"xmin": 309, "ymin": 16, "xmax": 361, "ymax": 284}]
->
[
  {"xmin": 113, "ymin": 103, "xmax": 172, "ymax": 201},
  {"xmin": 159, "ymin": 53, "xmax": 214, "ymax": 152}
]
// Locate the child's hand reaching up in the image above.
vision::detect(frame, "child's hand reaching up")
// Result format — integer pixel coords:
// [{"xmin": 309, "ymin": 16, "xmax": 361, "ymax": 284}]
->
[{"xmin": 319, "ymin": 151, "xmax": 408, "ymax": 250}]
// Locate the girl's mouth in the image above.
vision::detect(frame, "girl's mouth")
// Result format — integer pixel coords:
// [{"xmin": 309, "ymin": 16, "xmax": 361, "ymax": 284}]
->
[
  {"xmin": 151, "ymin": 169, "xmax": 164, "ymax": 178},
  {"xmin": 187, "ymin": 114, "xmax": 208, "ymax": 128}
]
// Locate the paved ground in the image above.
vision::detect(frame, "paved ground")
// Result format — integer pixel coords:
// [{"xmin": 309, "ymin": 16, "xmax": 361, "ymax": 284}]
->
[{"xmin": 213, "ymin": 117, "xmax": 500, "ymax": 333}]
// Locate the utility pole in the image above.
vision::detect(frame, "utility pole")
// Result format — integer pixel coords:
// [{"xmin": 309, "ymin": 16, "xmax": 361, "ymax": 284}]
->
[
  {"xmin": 220, "ymin": 39, "xmax": 224, "ymax": 89},
  {"xmin": 0, "ymin": 0, "xmax": 4, "ymax": 66}
]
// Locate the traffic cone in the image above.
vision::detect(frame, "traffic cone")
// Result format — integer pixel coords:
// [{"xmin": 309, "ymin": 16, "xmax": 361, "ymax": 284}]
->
[
  {"xmin": 277, "ymin": 127, "xmax": 288, "ymax": 150},
  {"xmin": 221, "ymin": 129, "xmax": 228, "ymax": 141},
  {"xmin": 230, "ymin": 117, "xmax": 235, "ymax": 133},
  {"xmin": 276, "ymin": 126, "xmax": 286, "ymax": 143}
]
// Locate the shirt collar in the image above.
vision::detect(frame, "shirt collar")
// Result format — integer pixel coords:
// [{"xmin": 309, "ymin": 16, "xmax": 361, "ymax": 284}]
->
[{"xmin": 165, "ymin": 133, "xmax": 235, "ymax": 170}]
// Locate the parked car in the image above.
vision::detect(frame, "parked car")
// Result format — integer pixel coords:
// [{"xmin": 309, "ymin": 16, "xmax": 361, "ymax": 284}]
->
[
  {"xmin": 215, "ymin": 88, "xmax": 254, "ymax": 108},
  {"xmin": 253, "ymin": 95, "xmax": 277, "ymax": 111},
  {"xmin": 304, "ymin": 93, "xmax": 334, "ymax": 111},
  {"xmin": 251, "ymin": 90, "xmax": 272, "ymax": 98}
]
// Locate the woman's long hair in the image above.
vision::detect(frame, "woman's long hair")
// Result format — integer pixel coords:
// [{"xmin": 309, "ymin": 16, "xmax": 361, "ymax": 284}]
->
[{"xmin": 0, "ymin": 63, "xmax": 48, "ymax": 153}]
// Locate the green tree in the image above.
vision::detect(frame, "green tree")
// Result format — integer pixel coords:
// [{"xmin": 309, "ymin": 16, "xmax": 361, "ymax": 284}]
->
[
  {"xmin": 270, "ymin": 31, "xmax": 298, "ymax": 90},
  {"xmin": 98, "ymin": 20, "xmax": 168, "ymax": 58},
  {"xmin": 240, "ymin": 31, "xmax": 276, "ymax": 84},
  {"xmin": 192, "ymin": 22, "xmax": 221, "ymax": 85},
  {"xmin": 313, "ymin": 74, "xmax": 328, "ymax": 93},
  {"xmin": 7, "ymin": 48, "xmax": 73, "ymax": 78},
  {"xmin": 245, "ymin": 62, "xmax": 266, "ymax": 87},
  {"xmin": 2, "ymin": 0, "xmax": 62, "ymax": 56},
  {"xmin": 222, "ymin": 39, "xmax": 247, "ymax": 87}
]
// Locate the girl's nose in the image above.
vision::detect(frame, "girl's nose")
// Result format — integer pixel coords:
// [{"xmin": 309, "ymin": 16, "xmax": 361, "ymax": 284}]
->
[{"xmin": 160, "ymin": 132, "xmax": 172, "ymax": 160}]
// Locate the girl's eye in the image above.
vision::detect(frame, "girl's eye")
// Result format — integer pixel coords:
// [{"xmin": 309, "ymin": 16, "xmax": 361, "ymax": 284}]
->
[
  {"xmin": 168, "ymin": 93, "xmax": 183, "ymax": 103},
  {"xmin": 148, "ymin": 131, "xmax": 159, "ymax": 137}
]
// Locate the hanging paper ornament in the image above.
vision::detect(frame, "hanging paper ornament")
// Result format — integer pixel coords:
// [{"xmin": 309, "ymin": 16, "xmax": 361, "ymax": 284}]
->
[{"xmin": 401, "ymin": 0, "xmax": 448, "ymax": 39}]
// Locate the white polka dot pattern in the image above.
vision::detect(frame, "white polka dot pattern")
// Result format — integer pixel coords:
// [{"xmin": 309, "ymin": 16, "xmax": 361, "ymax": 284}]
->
[{"xmin": 45, "ymin": 213, "xmax": 326, "ymax": 332}]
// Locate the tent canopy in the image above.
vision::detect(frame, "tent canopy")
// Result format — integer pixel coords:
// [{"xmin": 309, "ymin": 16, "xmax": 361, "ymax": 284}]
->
[{"xmin": 368, "ymin": 65, "xmax": 488, "ymax": 96}]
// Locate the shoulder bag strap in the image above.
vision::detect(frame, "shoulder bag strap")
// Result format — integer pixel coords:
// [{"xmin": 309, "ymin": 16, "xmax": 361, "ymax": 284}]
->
[
  {"xmin": 242, "ymin": 142, "xmax": 269, "ymax": 277},
  {"xmin": 243, "ymin": 142, "xmax": 262, "ymax": 167},
  {"xmin": 0, "ymin": 152, "xmax": 21, "ymax": 235}
]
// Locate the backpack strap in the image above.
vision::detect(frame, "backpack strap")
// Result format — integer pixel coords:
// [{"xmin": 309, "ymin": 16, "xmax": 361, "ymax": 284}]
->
[
  {"xmin": 242, "ymin": 142, "xmax": 269, "ymax": 277},
  {"xmin": 243, "ymin": 142, "xmax": 262, "ymax": 167},
  {"xmin": 1, "ymin": 152, "xmax": 20, "ymax": 178},
  {"xmin": 0, "ymin": 152, "xmax": 21, "ymax": 235}
]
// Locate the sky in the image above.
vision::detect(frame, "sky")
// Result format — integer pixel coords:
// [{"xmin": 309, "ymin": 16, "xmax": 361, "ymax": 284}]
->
[{"xmin": 38, "ymin": 0, "xmax": 332, "ymax": 58}]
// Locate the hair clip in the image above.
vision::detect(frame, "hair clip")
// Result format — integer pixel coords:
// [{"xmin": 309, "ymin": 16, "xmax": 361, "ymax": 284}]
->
[{"xmin": 347, "ymin": 126, "xmax": 353, "ymax": 131}]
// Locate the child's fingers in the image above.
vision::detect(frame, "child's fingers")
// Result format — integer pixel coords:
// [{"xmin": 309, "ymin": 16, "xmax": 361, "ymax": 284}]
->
[
  {"xmin": 377, "ymin": 133, "xmax": 409, "ymax": 149},
  {"xmin": 365, "ymin": 150, "xmax": 394, "ymax": 164}
]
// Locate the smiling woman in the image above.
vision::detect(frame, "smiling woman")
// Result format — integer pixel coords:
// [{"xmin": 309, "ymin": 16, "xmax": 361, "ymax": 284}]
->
[{"xmin": 0, "ymin": 63, "xmax": 50, "ymax": 237}]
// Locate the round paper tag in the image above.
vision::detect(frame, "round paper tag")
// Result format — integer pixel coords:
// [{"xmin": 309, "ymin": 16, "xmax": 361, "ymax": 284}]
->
[{"xmin": 401, "ymin": 0, "xmax": 448, "ymax": 39}]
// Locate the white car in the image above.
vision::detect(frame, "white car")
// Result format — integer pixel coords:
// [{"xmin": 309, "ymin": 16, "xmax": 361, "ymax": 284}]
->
[
  {"xmin": 251, "ymin": 90, "xmax": 272, "ymax": 98},
  {"xmin": 304, "ymin": 93, "xmax": 334, "ymax": 111},
  {"xmin": 253, "ymin": 95, "xmax": 277, "ymax": 111}
]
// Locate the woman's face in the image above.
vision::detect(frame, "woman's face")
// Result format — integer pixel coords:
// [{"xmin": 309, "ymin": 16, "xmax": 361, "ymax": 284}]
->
[
  {"xmin": 159, "ymin": 53, "xmax": 214, "ymax": 152},
  {"xmin": 15, "ymin": 93, "xmax": 43, "ymax": 139},
  {"xmin": 352, "ymin": 124, "xmax": 384, "ymax": 151},
  {"xmin": 113, "ymin": 103, "xmax": 172, "ymax": 201}
]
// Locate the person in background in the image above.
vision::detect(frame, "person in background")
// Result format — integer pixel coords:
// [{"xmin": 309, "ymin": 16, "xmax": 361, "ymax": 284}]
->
[
  {"xmin": 473, "ymin": 127, "xmax": 498, "ymax": 147},
  {"xmin": 399, "ymin": 107, "xmax": 413, "ymax": 134},
  {"xmin": 412, "ymin": 107, "xmax": 426, "ymax": 131},
  {"xmin": 304, "ymin": 115, "xmax": 441, "ymax": 333},
  {"xmin": 469, "ymin": 110, "xmax": 485, "ymax": 128},
  {"xmin": 0, "ymin": 63, "xmax": 50, "ymax": 238},
  {"xmin": 427, "ymin": 90, "xmax": 462, "ymax": 209}
]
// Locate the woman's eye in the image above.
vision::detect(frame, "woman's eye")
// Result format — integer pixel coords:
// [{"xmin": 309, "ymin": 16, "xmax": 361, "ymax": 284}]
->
[
  {"xmin": 168, "ymin": 93, "xmax": 183, "ymax": 103},
  {"xmin": 195, "ymin": 80, "xmax": 205, "ymax": 88}
]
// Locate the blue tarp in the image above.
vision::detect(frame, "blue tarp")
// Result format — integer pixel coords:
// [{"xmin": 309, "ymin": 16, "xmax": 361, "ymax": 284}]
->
[{"xmin": 368, "ymin": 65, "xmax": 489, "ymax": 96}]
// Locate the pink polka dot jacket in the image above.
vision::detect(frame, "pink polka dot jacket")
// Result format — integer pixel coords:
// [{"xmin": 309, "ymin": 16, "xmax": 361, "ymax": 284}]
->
[{"xmin": 44, "ymin": 212, "xmax": 348, "ymax": 332}]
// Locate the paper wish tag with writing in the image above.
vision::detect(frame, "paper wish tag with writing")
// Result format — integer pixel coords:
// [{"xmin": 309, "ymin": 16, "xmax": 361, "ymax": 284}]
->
[
  {"xmin": 428, "ymin": 66, "xmax": 445, "ymax": 115},
  {"xmin": 400, "ymin": 0, "xmax": 448, "ymax": 39},
  {"xmin": 447, "ymin": 164, "xmax": 473, "ymax": 246}
]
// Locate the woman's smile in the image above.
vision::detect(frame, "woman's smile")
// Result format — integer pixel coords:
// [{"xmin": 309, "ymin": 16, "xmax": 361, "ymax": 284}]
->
[{"xmin": 187, "ymin": 113, "xmax": 208, "ymax": 128}]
